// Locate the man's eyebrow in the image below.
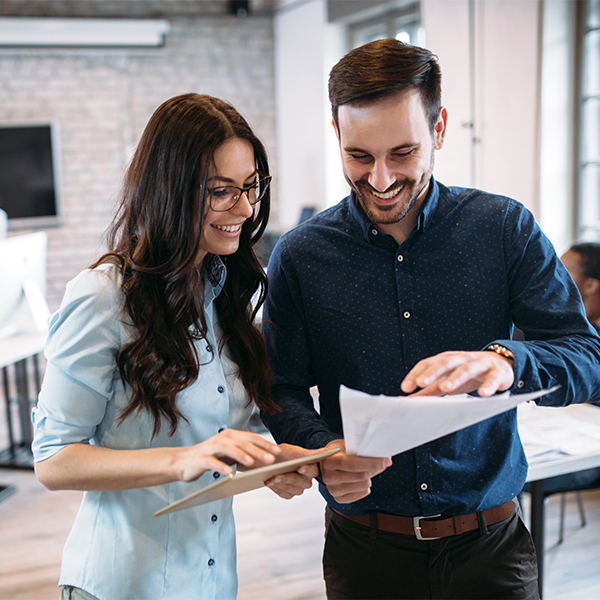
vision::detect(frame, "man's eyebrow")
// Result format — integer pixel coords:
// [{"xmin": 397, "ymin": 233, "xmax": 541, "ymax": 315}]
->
[
  {"xmin": 391, "ymin": 143, "xmax": 419, "ymax": 152},
  {"xmin": 343, "ymin": 146, "xmax": 369, "ymax": 154},
  {"xmin": 343, "ymin": 143, "xmax": 419, "ymax": 153}
]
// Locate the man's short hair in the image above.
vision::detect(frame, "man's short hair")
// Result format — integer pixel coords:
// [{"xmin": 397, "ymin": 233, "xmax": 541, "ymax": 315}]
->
[
  {"xmin": 328, "ymin": 38, "xmax": 442, "ymax": 133},
  {"xmin": 570, "ymin": 242, "xmax": 600, "ymax": 281}
]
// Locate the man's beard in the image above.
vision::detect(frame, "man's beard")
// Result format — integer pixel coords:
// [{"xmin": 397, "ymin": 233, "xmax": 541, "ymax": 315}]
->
[{"xmin": 349, "ymin": 151, "xmax": 435, "ymax": 226}]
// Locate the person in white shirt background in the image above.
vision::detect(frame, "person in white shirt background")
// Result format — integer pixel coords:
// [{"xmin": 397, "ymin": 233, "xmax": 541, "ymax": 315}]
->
[{"xmin": 31, "ymin": 93, "xmax": 320, "ymax": 600}]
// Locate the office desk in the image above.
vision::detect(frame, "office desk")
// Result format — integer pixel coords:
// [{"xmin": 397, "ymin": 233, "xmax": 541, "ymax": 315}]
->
[
  {"xmin": 0, "ymin": 331, "xmax": 46, "ymax": 470},
  {"xmin": 519, "ymin": 403, "xmax": 600, "ymax": 598}
]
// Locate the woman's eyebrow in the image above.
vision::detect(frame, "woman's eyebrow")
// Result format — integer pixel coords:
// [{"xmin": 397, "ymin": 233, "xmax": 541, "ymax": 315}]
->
[{"xmin": 207, "ymin": 170, "xmax": 258, "ymax": 184}]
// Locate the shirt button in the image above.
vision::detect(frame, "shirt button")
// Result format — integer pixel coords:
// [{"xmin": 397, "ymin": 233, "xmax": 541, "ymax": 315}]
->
[
  {"xmin": 421, "ymin": 483, "xmax": 428, "ymax": 491},
  {"xmin": 397, "ymin": 254, "xmax": 404, "ymax": 262},
  {"xmin": 206, "ymin": 345, "xmax": 211, "ymax": 352},
  {"xmin": 208, "ymin": 558, "xmax": 215, "ymax": 566},
  {"xmin": 517, "ymin": 380, "xmax": 524, "ymax": 388},
  {"xmin": 371, "ymin": 228, "xmax": 378, "ymax": 235},
  {"xmin": 211, "ymin": 514, "xmax": 218, "ymax": 523},
  {"xmin": 213, "ymin": 472, "xmax": 220, "ymax": 479},
  {"xmin": 218, "ymin": 427, "xmax": 225, "ymax": 433},
  {"xmin": 217, "ymin": 385, "xmax": 225, "ymax": 394},
  {"xmin": 403, "ymin": 311, "xmax": 411, "ymax": 319}
]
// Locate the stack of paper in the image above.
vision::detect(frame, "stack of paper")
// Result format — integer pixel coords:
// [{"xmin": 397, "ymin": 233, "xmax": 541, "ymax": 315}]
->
[{"xmin": 518, "ymin": 401, "xmax": 600, "ymax": 463}]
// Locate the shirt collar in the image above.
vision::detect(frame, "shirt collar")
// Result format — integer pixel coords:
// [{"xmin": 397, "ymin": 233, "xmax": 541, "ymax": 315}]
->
[
  {"xmin": 348, "ymin": 176, "xmax": 440, "ymax": 245},
  {"xmin": 203, "ymin": 254, "xmax": 226, "ymax": 307}
]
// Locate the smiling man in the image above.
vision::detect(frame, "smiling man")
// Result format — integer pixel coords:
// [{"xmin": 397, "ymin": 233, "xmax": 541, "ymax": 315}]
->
[{"xmin": 261, "ymin": 40, "xmax": 600, "ymax": 600}]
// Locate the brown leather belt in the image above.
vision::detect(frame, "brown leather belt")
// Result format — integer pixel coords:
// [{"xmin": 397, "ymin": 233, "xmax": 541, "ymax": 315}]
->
[{"xmin": 333, "ymin": 499, "xmax": 516, "ymax": 540}]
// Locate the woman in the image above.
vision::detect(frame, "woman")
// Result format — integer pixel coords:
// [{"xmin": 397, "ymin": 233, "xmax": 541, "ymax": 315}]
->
[{"xmin": 32, "ymin": 94, "xmax": 317, "ymax": 600}]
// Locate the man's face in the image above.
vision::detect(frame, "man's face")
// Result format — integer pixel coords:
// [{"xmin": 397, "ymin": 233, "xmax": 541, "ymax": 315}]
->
[
  {"xmin": 335, "ymin": 89, "xmax": 446, "ymax": 231},
  {"xmin": 561, "ymin": 250, "xmax": 588, "ymax": 296}
]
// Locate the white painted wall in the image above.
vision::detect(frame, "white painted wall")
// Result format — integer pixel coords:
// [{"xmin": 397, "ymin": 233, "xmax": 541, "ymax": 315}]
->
[
  {"xmin": 539, "ymin": 0, "xmax": 576, "ymax": 255},
  {"xmin": 422, "ymin": 0, "xmax": 541, "ymax": 216},
  {"xmin": 274, "ymin": 0, "xmax": 329, "ymax": 231}
]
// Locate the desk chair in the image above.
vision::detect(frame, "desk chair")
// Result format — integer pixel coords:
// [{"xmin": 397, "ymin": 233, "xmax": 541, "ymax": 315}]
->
[{"xmin": 522, "ymin": 467, "xmax": 600, "ymax": 544}]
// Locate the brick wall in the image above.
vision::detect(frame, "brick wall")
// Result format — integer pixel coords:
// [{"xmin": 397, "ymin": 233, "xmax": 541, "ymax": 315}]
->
[{"xmin": 0, "ymin": 12, "xmax": 276, "ymax": 311}]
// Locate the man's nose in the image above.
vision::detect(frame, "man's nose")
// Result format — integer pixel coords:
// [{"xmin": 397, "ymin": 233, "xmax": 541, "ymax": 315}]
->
[{"xmin": 368, "ymin": 161, "xmax": 396, "ymax": 192}]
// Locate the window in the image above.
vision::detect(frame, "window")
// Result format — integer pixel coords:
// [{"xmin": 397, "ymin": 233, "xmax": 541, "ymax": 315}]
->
[
  {"xmin": 348, "ymin": 3, "xmax": 424, "ymax": 49},
  {"xmin": 577, "ymin": 0, "xmax": 600, "ymax": 239}
]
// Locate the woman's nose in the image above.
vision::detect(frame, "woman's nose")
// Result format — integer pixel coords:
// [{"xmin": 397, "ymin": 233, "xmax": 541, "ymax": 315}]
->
[{"xmin": 232, "ymin": 191, "xmax": 254, "ymax": 218}]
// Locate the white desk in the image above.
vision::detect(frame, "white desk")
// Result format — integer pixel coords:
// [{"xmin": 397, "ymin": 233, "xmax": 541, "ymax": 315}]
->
[
  {"xmin": 519, "ymin": 403, "xmax": 600, "ymax": 597},
  {"xmin": 0, "ymin": 331, "xmax": 46, "ymax": 369},
  {"xmin": 0, "ymin": 331, "xmax": 46, "ymax": 469}
]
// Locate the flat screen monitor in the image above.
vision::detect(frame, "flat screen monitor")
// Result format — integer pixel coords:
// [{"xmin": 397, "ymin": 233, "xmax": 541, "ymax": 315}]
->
[
  {"xmin": 0, "ymin": 123, "xmax": 63, "ymax": 230},
  {"xmin": 0, "ymin": 231, "xmax": 49, "ymax": 336}
]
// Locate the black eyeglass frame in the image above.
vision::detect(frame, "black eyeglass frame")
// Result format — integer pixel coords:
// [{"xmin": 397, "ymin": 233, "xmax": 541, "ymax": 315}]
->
[{"xmin": 206, "ymin": 174, "xmax": 272, "ymax": 212}]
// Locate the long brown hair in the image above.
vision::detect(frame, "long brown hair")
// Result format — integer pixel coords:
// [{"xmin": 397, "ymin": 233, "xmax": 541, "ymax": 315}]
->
[{"xmin": 93, "ymin": 93, "xmax": 277, "ymax": 436}]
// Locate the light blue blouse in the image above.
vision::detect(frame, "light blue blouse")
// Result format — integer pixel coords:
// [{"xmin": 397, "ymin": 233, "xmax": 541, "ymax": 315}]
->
[{"xmin": 32, "ymin": 259, "xmax": 252, "ymax": 600}]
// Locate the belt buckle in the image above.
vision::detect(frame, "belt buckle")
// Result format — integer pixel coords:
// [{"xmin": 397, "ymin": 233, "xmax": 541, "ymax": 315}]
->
[{"xmin": 413, "ymin": 514, "xmax": 442, "ymax": 540}]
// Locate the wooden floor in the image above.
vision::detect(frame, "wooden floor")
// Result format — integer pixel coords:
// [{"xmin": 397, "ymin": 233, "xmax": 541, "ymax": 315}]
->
[{"xmin": 1, "ymin": 467, "xmax": 600, "ymax": 599}]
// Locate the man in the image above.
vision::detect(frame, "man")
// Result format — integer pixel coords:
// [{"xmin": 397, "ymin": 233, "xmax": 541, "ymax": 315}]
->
[
  {"xmin": 561, "ymin": 243, "xmax": 600, "ymax": 331},
  {"xmin": 262, "ymin": 39, "xmax": 600, "ymax": 599}
]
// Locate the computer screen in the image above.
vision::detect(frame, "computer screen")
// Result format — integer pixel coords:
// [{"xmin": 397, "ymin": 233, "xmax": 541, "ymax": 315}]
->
[
  {"xmin": 0, "ymin": 231, "xmax": 49, "ymax": 336},
  {"xmin": 0, "ymin": 124, "xmax": 62, "ymax": 230}
]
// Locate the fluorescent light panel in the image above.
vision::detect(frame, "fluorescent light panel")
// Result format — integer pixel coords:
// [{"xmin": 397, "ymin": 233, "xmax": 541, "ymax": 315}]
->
[{"xmin": 0, "ymin": 18, "xmax": 170, "ymax": 47}]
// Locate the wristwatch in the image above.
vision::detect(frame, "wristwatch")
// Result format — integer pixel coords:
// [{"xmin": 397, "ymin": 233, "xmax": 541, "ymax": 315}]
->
[{"xmin": 485, "ymin": 344, "xmax": 514, "ymax": 361}]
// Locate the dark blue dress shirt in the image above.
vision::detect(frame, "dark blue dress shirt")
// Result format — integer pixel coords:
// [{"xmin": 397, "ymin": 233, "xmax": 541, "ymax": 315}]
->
[{"xmin": 262, "ymin": 179, "xmax": 600, "ymax": 518}]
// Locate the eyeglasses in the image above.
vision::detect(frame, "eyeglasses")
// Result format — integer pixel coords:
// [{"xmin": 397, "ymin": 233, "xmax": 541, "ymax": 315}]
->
[{"xmin": 206, "ymin": 175, "xmax": 272, "ymax": 212}]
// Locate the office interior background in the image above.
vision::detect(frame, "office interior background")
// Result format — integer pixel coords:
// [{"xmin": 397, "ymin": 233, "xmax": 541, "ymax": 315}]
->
[
  {"xmin": 1, "ymin": 1, "xmax": 600, "ymax": 599},
  {"xmin": 0, "ymin": 0, "xmax": 597, "ymax": 311}
]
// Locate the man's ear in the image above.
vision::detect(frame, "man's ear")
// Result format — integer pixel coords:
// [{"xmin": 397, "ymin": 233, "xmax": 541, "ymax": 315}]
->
[
  {"xmin": 434, "ymin": 107, "xmax": 448, "ymax": 150},
  {"xmin": 583, "ymin": 277, "xmax": 600, "ymax": 298},
  {"xmin": 332, "ymin": 118, "xmax": 340, "ymax": 142}
]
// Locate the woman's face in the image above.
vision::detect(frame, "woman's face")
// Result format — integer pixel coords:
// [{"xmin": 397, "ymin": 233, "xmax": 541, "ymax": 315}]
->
[{"xmin": 197, "ymin": 137, "xmax": 256, "ymax": 266}]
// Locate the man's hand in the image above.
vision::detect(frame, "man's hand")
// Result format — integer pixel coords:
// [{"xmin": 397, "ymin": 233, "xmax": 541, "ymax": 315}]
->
[
  {"xmin": 320, "ymin": 440, "xmax": 392, "ymax": 504},
  {"xmin": 401, "ymin": 350, "xmax": 515, "ymax": 397},
  {"xmin": 264, "ymin": 444, "xmax": 321, "ymax": 500}
]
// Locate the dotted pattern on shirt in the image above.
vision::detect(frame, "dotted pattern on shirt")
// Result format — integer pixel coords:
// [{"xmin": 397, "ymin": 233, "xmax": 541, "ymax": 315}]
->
[{"xmin": 263, "ymin": 181, "xmax": 594, "ymax": 516}]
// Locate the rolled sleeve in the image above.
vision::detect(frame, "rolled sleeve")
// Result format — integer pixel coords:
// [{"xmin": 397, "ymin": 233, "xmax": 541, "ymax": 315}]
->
[{"xmin": 32, "ymin": 267, "xmax": 123, "ymax": 462}]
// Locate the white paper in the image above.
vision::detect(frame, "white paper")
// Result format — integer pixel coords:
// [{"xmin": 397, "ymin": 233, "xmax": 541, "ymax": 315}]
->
[
  {"xmin": 518, "ymin": 401, "xmax": 600, "ymax": 462},
  {"xmin": 340, "ymin": 385, "xmax": 559, "ymax": 457}
]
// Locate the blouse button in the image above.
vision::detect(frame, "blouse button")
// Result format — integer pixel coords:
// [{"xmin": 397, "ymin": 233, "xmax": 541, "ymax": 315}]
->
[
  {"xmin": 517, "ymin": 380, "xmax": 525, "ymax": 388},
  {"xmin": 397, "ymin": 255, "xmax": 404, "ymax": 262},
  {"xmin": 211, "ymin": 514, "xmax": 218, "ymax": 523},
  {"xmin": 218, "ymin": 427, "xmax": 225, "ymax": 433},
  {"xmin": 218, "ymin": 385, "xmax": 225, "ymax": 394},
  {"xmin": 371, "ymin": 228, "xmax": 378, "ymax": 235},
  {"xmin": 421, "ymin": 483, "xmax": 428, "ymax": 491},
  {"xmin": 213, "ymin": 472, "xmax": 220, "ymax": 479},
  {"xmin": 403, "ymin": 311, "xmax": 411, "ymax": 319},
  {"xmin": 208, "ymin": 558, "xmax": 215, "ymax": 567},
  {"xmin": 206, "ymin": 345, "xmax": 211, "ymax": 352}
]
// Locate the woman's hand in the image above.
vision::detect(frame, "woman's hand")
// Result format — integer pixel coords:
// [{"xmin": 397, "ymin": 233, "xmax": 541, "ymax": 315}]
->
[
  {"xmin": 34, "ymin": 429, "xmax": 281, "ymax": 492},
  {"xmin": 264, "ymin": 444, "xmax": 323, "ymax": 500},
  {"xmin": 176, "ymin": 429, "xmax": 281, "ymax": 482}
]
